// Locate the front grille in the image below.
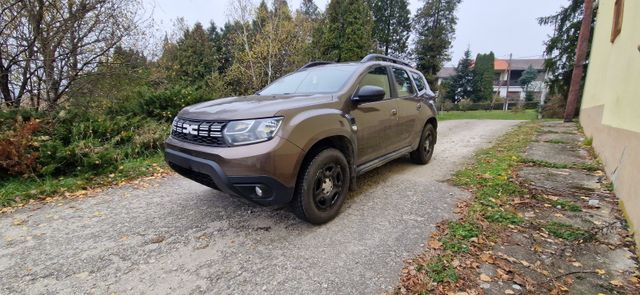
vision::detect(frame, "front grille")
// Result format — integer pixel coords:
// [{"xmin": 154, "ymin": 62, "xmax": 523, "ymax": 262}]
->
[{"xmin": 171, "ymin": 118, "xmax": 227, "ymax": 146}]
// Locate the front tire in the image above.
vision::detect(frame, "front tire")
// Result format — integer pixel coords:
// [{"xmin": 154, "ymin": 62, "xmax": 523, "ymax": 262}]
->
[
  {"xmin": 410, "ymin": 124, "xmax": 436, "ymax": 164},
  {"xmin": 291, "ymin": 148, "xmax": 350, "ymax": 224}
]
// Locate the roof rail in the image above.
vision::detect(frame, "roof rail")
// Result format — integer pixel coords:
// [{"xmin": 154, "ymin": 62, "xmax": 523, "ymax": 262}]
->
[
  {"xmin": 298, "ymin": 61, "xmax": 334, "ymax": 71},
  {"xmin": 361, "ymin": 54, "xmax": 412, "ymax": 68}
]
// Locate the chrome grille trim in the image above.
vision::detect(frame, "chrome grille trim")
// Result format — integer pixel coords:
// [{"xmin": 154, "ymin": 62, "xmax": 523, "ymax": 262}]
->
[{"xmin": 171, "ymin": 118, "xmax": 227, "ymax": 146}]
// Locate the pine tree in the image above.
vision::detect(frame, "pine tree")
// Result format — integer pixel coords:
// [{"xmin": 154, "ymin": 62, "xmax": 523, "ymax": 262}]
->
[
  {"xmin": 519, "ymin": 65, "xmax": 538, "ymax": 101},
  {"xmin": 472, "ymin": 52, "xmax": 495, "ymax": 102},
  {"xmin": 448, "ymin": 48, "xmax": 474, "ymax": 102},
  {"xmin": 319, "ymin": 0, "xmax": 374, "ymax": 62},
  {"xmin": 413, "ymin": 0, "xmax": 462, "ymax": 88},
  {"xmin": 167, "ymin": 22, "xmax": 218, "ymax": 88},
  {"xmin": 367, "ymin": 0, "xmax": 411, "ymax": 57},
  {"xmin": 538, "ymin": 0, "xmax": 596, "ymax": 98},
  {"xmin": 300, "ymin": 0, "xmax": 321, "ymax": 18}
]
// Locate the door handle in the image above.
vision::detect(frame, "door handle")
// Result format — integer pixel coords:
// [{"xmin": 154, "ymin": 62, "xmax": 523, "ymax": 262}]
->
[
  {"xmin": 417, "ymin": 103, "xmax": 422, "ymax": 110},
  {"xmin": 391, "ymin": 109, "xmax": 398, "ymax": 116}
]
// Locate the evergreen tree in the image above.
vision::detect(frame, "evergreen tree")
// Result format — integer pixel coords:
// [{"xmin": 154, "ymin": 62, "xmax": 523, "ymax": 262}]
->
[
  {"xmin": 300, "ymin": 0, "xmax": 321, "ymax": 18},
  {"xmin": 165, "ymin": 22, "xmax": 219, "ymax": 87},
  {"xmin": 254, "ymin": 0, "xmax": 271, "ymax": 32},
  {"xmin": 413, "ymin": 0, "xmax": 462, "ymax": 88},
  {"xmin": 319, "ymin": 0, "xmax": 374, "ymax": 62},
  {"xmin": 538, "ymin": 0, "xmax": 597, "ymax": 99},
  {"xmin": 472, "ymin": 52, "xmax": 495, "ymax": 102},
  {"xmin": 448, "ymin": 48, "xmax": 474, "ymax": 102},
  {"xmin": 218, "ymin": 22, "xmax": 239, "ymax": 74},
  {"xmin": 367, "ymin": 0, "xmax": 411, "ymax": 57},
  {"xmin": 519, "ymin": 65, "xmax": 538, "ymax": 101}
]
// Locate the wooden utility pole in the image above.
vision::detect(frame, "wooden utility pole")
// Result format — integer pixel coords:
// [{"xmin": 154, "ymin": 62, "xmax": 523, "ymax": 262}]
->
[
  {"xmin": 504, "ymin": 53, "xmax": 512, "ymax": 111},
  {"xmin": 564, "ymin": 0, "xmax": 594, "ymax": 122}
]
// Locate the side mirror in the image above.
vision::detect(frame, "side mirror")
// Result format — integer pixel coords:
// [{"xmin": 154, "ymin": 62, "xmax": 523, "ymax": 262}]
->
[{"xmin": 352, "ymin": 85, "xmax": 385, "ymax": 103}]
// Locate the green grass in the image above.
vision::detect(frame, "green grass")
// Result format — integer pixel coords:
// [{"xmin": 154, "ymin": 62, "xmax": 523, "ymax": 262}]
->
[
  {"xmin": 453, "ymin": 122, "xmax": 538, "ymax": 222},
  {"xmin": 439, "ymin": 221, "xmax": 480, "ymax": 253},
  {"xmin": 552, "ymin": 199, "xmax": 582, "ymax": 212},
  {"xmin": 0, "ymin": 153, "xmax": 166, "ymax": 207},
  {"xmin": 520, "ymin": 158, "xmax": 600, "ymax": 171},
  {"xmin": 544, "ymin": 221, "xmax": 589, "ymax": 241},
  {"xmin": 438, "ymin": 109, "xmax": 537, "ymax": 121},
  {"xmin": 418, "ymin": 255, "xmax": 459, "ymax": 283}
]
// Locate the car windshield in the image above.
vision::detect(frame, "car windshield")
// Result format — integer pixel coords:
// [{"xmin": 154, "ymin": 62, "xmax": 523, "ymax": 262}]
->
[{"xmin": 258, "ymin": 65, "xmax": 359, "ymax": 95}]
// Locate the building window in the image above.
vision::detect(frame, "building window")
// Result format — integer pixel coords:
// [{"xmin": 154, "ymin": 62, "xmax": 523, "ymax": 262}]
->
[{"xmin": 611, "ymin": 0, "xmax": 625, "ymax": 42}]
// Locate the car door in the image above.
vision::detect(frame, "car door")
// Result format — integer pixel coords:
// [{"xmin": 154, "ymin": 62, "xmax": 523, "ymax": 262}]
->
[
  {"xmin": 391, "ymin": 67, "xmax": 421, "ymax": 149},
  {"xmin": 350, "ymin": 66, "xmax": 399, "ymax": 165}
]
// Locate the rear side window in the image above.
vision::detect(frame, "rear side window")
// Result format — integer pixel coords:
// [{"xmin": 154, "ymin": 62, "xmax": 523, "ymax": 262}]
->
[
  {"xmin": 411, "ymin": 72, "xmax": 426, "ymax": 93},
  {"xmin": 392, "ymin": 68, "xmax": 416, "ymax": 97},
  {"xmin": 359, "ymin": 66, "xmax": 391, "ymax": 99}
]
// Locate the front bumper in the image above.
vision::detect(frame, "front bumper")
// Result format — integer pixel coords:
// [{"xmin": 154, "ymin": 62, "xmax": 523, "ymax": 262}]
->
[{"xmin": 164, "ymin": 148, "xmax": 295, "ymax": 206}]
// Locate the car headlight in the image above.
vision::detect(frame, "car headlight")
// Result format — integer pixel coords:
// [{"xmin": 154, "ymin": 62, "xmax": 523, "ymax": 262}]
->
[{"xmin": 223, "ymin": 117, "xmax": 283, "ymax": 146}]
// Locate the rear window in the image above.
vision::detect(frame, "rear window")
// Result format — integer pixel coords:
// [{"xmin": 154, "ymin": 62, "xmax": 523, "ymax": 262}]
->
[
  {"xmin": 411, "ymin": 72, "xmax": 426, "ymax": 93},
  {"xmin": 258, "ymin": 65, "xmax": 359, "ymax": 95}
]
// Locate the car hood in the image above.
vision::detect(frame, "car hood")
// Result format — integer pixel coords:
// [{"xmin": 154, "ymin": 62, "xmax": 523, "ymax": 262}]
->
[{"xmin": 178, "ymin": 94, "xmax": 335, "ymax": 121}]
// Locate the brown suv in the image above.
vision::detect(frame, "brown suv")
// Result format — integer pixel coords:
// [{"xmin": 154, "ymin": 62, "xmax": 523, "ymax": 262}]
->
[{"xmin": 165, "ymin": 54, "xmax": 438, "ymax": 224}]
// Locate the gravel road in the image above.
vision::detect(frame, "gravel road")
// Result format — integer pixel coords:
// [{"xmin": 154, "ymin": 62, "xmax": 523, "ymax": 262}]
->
[{"xmin": 0, "ymin": 120, "xmax": 521, "ymax": 295}]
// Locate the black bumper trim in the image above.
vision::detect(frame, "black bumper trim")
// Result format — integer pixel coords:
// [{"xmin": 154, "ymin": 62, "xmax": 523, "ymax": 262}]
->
[{"xmin": 164, "ymin": 149, "xmax": 294, "ymax": 205}]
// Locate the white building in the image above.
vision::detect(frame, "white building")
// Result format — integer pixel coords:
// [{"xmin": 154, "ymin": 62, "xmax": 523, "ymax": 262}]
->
[{"xmin": 437, "ymin": 58, "xmax": 548, "ymax": 101}]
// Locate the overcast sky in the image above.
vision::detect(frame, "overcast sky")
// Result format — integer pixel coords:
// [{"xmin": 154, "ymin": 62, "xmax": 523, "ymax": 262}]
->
[{"xmin": 145, "ymin": 0, "xmax": 565, "ymax": 66}]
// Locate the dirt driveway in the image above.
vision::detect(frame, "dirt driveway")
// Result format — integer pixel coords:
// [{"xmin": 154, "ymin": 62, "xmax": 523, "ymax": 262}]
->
[{"xmin": 0, "ymin": 120, "xmax": 521, "ymax": 295}]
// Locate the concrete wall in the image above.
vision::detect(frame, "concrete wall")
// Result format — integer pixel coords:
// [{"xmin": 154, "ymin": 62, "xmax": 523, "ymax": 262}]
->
[{"xmin": 580, "ymin": 0, "xmax": 640, "ymax": 245}]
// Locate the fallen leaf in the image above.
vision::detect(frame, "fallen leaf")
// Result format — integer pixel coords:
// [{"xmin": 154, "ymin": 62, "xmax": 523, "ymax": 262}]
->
[
  {"xmin": 571, "ymin": 262, "xmax": 583, "ymax": 267},
  {"xmin": 545, "ymin": 195, "xmax": 559, "ymax": 201},
  {"xmin": 12, "ymin": 218, "xmax": 26, "ymax": 226},
  {"xmin": 480, "ymin": 274, "xmax": 492, "ymax": 282},
  {"xmin": 428, "ymin": 239, "xmax": 443, "ymax": 249},
  {"xmin": 610, "ymin": 280, "xmax": 623, "ymax": 287},
  {"xmin": 504, "ymin": 290, "xmax": 515, "ymax": 295},
  {"xmin": 149, "ymin": 235, "xmax": 165, "ymax": 244},
  {"xmin": 595, "ymin": 269, "xmax": 606, "ymax": 275},
  {"xmin": 480, "ymin": 252, "xmax": 495, "ymax": 263}
]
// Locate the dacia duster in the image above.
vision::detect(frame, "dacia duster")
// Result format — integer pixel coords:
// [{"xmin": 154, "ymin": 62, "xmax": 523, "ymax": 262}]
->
[{"xmin": 165, "ymin": 54, "xmax": 438, "ymax": 224}]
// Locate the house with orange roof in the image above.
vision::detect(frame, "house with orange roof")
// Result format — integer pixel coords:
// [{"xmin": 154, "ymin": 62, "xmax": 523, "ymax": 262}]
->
[{"xmin": 436, "ymin": 58, "xmax": 548, "ymax": 101}]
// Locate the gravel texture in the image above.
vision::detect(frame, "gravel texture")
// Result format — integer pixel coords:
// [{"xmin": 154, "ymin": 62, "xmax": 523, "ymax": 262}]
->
[{"xmin": 0, "ymin": 120, "xmax": 520, "ymax": 295}]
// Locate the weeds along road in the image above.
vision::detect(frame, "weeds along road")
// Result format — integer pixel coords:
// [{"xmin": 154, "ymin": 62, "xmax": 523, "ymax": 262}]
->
[{"xmin": 0, "ymin": 120, "xmax": 521, "ymax": 295}]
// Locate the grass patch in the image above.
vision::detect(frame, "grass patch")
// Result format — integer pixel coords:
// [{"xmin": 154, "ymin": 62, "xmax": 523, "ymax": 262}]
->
[
  {"xmin": 0, "ymin": 153, "xmax": 166, "ymax": 207},
  {"xmin": 552, "ymin": 199, "xmax": 582, "ymax": 212},
  {"xmin": 544, "ymin": 221, "xmax": 589, "ymax": 241},
  {"xmin": 453, "ymin": 122, "xmax": 538, "ymax": 220},
  {"xmin": 582, "ymin": 137, "xmax": 593, "ymax": 147},
  {"xmin": 418, "ymin": 255, "xmax": 458, "ymax": 283},
  {"xmin": 439, "ymin": 221, "xmax": 480, "ymax": 253},
  {"xmin": 520, "ymin": 158, "xmax": 600, "ymax": 171},
  {"xmin": 438, "ymin": 109, "xmax": 537, "ymax": 121},
  {"xmin": 546, "ymin": 139, "xmax": 567, "ymax": 144},
  {"xmin": 484, "ymin": 210, "xmax": 524, "ymax": 225}
]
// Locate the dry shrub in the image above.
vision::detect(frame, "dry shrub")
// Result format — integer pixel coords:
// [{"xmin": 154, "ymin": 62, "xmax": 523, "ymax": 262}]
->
[
  {"xmin": 542, "ymin": 95, "xmax": 566, "ymax": 118},
  {"xmin": 0, "ymin": 118, "xmax": 41, "ymax": 176},
  {"xmin": 458, "ymin": 99, "xmax": 472, "ymax": 112}
]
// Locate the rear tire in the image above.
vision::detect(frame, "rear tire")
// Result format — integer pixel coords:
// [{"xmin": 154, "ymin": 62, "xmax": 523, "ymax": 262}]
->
[
  {"xmin": 410, "ymin": 124, "xmax": 436, "ymax": 165},
  {"xmin": 291, "ymin": 148, "xmax": 350, "ymax": 225}
]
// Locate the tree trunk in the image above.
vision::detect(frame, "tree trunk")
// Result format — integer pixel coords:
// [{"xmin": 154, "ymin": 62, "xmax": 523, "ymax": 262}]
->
[{"xmin": 564, "ymin": 0, "xmax": 593, "ymax": 122}]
